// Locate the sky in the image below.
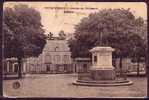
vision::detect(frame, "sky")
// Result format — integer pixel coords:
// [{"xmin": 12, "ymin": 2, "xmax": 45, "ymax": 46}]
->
[{"xmin": 4, "ymin": 2, "xmax": 147, "ymax": 36}]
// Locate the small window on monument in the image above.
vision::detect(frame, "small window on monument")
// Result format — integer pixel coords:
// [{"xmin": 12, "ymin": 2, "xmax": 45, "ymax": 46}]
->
[{"xmin": 94, "ymin": 56, "xmax": 97, "ymax": 62}]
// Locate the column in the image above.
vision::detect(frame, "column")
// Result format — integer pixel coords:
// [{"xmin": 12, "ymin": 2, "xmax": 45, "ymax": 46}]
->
[{"xmin": 7, "ymin": 61, "xmax": 9, "ymax": 73}]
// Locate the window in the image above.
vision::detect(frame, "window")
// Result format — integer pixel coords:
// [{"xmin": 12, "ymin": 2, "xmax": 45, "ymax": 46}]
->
[
  {"xmin": 54, "ymin": 55, "xmax": 60, "ymax": 63},
  {"xmin": 3, "ymin": 62, "xmax": 7, "ymax": 72},
  {"xmin": 9, "ymin": 66, "xmax": 13, "ymax": 72},
  {"xmin": 45, "ymin": 54, "xmax": 51, "ymax": 63},
  {"xmin": 14, "ymin": 64, "xmax": 18, "ymax": 72},
  {"xmin": 9, "ymin": 62, "xmax": 13, "ymax": 72},
  {"xmin": 63, "ymin": 55, "xmax": 69, "ymax": 64},
  {"xmin": 94, "ymin": 56, "xmax": 97, "ymax": 62},
  {"xmin": 54, "ymin": 46, "xmax": 59, "ymax": 51},
  {"xmin": 47, "ymin": 55, "xmax": 51, "ymax": 61},
  {"xmin": 56, "ymin": 55, "xmax": 60, "ymax": 62}
]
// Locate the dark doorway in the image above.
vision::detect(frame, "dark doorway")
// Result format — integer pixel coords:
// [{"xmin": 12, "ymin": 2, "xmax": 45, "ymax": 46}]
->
[
  {"xmin": 14, "ymin": 64, "xmax": 18, "ymax": 73},
  {"xmin": 83, "ymin": 64, "xmax": 87, "ymax": 72},
  {"xmin": 46, "ymin": 64, "xmax": 51, "ymax": 71}
]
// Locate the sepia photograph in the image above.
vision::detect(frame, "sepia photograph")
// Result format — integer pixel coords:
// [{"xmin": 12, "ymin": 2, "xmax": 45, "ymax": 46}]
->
[{"xmin": 2, "ymin": 1, "xmax": 148, "ymax": 98}]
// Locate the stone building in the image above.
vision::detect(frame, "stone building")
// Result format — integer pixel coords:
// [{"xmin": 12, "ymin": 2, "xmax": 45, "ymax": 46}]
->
[
  {"xmin": 26, "ymin": 39, "xmax": 73, "ymax": 74},
  {"xmin": 3, "ymin": 37, "xmax": 146, "ymax": 75},
  {"xmin": 73, "ymin": 58, "xmax": 91, "ymax": 73},
  {"xmin": 3, "ymin": 58, "xmax": 27, "ymax": 78},
  {"xmin": 114, "ymin": 58, "xmax": 146, "ymax": 73},
  {"xmin": 73, "ymin": 57, "xmax": 146, "ymax": 74}
]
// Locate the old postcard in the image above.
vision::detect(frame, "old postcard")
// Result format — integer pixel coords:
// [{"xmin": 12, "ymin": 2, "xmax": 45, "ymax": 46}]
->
[{"xmin": 2, "ymin": 2, "xmax": 147, "ymax": 98}]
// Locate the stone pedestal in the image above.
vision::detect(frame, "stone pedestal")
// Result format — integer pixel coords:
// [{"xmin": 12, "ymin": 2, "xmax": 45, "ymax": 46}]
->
[
  {"xmin": 90, "ymin": 69, "xmax": 115, "ymax": 80},
  {"xmin": 89, "ymin": 46, "xmax": 115, "ymax": 80}
]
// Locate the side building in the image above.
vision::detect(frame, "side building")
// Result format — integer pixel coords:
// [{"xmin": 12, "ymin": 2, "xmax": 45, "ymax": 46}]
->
[{"xmin": 3, "ymin": 58, "xmax": 27, "ymax": 78}]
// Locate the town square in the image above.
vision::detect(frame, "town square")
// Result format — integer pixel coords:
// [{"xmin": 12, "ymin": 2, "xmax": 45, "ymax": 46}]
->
[
  {"xmin": 3, "ymin": 74, "xmax": 147, "ymax": 97},
  {"xmin": 2, "ymin": 2, "xmax": 148, "ymax": 98}
]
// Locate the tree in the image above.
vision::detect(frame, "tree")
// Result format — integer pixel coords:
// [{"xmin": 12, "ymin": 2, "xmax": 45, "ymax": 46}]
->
[
  {"xmin": 3, "ymin": 5, "xmax": 47, "ymax": 78},
  {"xmin": 68, "ymin": 8, "xmax": 146, "ymax": 75},
  {"xmin": 2, "ymin": 23, "xmax": 14, "ymax": 58},
  {"xmin": 125, "ymin": 17, "xmax": 147, "ymax": 76},
  {"xmin": 129, "ymin": 34, "xmax": 146, "ymax": 76},
  {"xmin": 58, "ymin": 30, "xmax": 66, "ymax": 40}
]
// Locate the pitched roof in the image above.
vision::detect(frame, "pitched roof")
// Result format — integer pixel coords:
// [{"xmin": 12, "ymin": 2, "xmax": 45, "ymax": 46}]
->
[{"xmin": 43, "ymin": 40, "xmax": 70, "ymax": 52}]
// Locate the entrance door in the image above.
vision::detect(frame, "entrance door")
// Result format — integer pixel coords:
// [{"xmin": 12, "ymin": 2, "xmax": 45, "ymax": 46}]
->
[{"xmin": 46, "ymin": 64, "xmax": 51, "ymax": 72}]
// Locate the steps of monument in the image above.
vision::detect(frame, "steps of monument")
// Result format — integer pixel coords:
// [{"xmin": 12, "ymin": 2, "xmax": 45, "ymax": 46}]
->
[
  {"xmin": 73, "ymin": 81, "xmax": 133, "ymax": 86},
  {"xmin": 77, "ymin": 79, "xmax": 130, "ymax": 84}
]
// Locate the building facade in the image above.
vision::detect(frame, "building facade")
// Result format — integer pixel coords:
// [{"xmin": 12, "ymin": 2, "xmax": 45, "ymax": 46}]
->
[
  {"xmin": 3, "ymin": 38, "xmax": 146, "ymax": 75},
  {"xmin": 114, "ymin": 58, "xmax": 146, "ymax": 73},
  {"xmin": 73, "ymin": 57, "xmax": 146, "ymax": 74},
  {"xmin": 3, "ymin": 58, "xmax": 27, "ymax": 78},
  {"xmin": 26, "ymin": 39, "xmax": 73, "ymax": 73},
  {"xmin": 73, "ymin": 58, "xmax": 91, "ymax": 73}
]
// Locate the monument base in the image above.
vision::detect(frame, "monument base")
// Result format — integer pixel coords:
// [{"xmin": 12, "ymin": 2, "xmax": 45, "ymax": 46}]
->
[
  {"xmin": 73, "ymin": 46, "xmax": 133, "ymax": 86},
  {"xmin": 73, "ymin": 68, "xmax": 133, "ymax": 86},
  {"xmin": 90, "ymin": 68, "xmax": 116, "ymax": 80},
  {"xmin": 73, "ymin": 79, "xmax": 133, "ymax": 86}
]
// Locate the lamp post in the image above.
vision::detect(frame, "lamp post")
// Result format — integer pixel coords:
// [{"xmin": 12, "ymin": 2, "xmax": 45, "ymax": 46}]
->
[
  {"xmin": 97, "ymin": 24, "xmax": 103, "ymax": 46},
  {"xmin": 98, "ymin": 31, "xmax": 103, "ymax": 46}
]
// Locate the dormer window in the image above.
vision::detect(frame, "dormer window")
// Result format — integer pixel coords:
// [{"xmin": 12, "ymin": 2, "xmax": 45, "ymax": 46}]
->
[{"xmin": 55, "ymin": 46, "xmax": 59, "ymax": 51}]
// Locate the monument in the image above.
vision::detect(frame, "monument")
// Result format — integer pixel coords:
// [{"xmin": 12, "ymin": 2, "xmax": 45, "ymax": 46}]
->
[
  {"xmin": 90, "ymin": 46, "xmax": 115, "ymax": 80},
  {"xmin": 73, "ymin": 32, "xmax": 133, "ymax": 86}
]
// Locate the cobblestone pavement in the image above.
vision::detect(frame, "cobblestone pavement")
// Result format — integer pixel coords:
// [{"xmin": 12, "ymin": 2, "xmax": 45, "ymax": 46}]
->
[{"xmin": 3, "ymin": 74, "xmax": 147, "ymax": 98}]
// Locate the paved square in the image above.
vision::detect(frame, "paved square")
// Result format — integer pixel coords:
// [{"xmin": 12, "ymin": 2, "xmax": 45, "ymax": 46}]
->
[{"xmin": 3, "ymin": 74, "xmax": 147, "ymax": 98}]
